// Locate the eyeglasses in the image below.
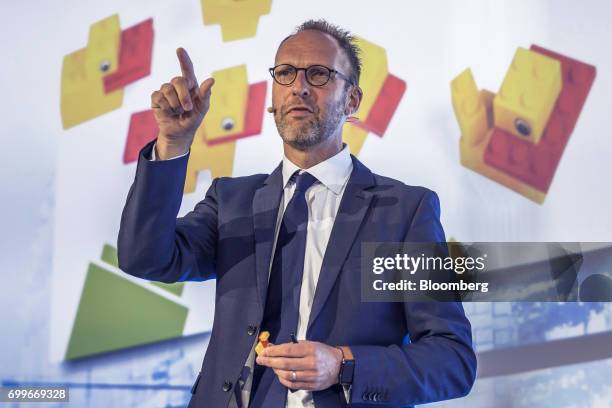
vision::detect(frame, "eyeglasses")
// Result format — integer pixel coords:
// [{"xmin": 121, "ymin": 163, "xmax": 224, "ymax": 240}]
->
[{"xmin": 269, "ymin": 64, "xmax": 355, "ymax": 87}]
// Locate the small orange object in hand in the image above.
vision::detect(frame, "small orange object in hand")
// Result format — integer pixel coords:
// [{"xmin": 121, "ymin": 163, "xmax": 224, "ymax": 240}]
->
[{"xmin": 255, "ymin": 331, "xmax": 271, "ymax": 355}]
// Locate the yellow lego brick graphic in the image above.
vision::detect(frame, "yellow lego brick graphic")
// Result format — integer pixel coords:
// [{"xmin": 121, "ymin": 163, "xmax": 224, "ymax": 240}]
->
[
  {"xmin": 61, "ymin": 14, "xmax": 123, "ymax": 129},
  {"xmin": 493, "ymin": 48, "xmax": 561, "ymax": 144},
  {"xmin": 184, "ymin": 134, "xmax": 236, "ymax": 194},
  {"xmin": 341, "ymin": 37, "xmax": 388, "ymax": 156},
  {"xmin": 184, "ymin": 65, "xmax": 246, "ymax": 192},
  {"xmin": 201, "ymin": 0, "xmax": 272, "ymax": 42},
  {"xmin": 451, "ymin": 69, "xmax": 490, "ymax": 148},
  {"xmin": 201, "ymin": 65, "xmax": 248, "ymax": 143},
  {"xmin": 183, "ymin": 65, "xmax": 266, "ymax": 192},
  {"xmin": 342, "ymin": 123, "xmax": 369, "ymax": 156},
  {"xmin": 458, "ymin": 89, "xmax": 495, "ymax": 169},
  {"xmin": 451, "ymin": 71, "xmax": 546, "ymax": 203},
  {"xmin": 352, "ymin": 37, "xmax": 388, "ymax": 120},
  {"xmin": 86, "ymin": 15, "xmax": 121, "ymax": 75}
]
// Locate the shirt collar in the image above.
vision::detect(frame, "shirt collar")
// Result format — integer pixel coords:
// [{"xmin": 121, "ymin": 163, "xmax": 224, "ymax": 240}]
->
[{"xmin": 281, "ymin": 143, "xmax": 353, "ymax": 195}]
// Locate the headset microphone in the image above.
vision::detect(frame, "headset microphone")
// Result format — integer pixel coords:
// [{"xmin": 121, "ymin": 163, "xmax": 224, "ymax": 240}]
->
[{"xmin": 267, "ymin": 106, "xmax": 276, "ymax": 113}]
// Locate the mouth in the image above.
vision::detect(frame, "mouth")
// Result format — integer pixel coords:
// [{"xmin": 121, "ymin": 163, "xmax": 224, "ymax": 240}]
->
[{"xmin": 286, "ymin": 106, "xmax": 314, "ymax": 115}]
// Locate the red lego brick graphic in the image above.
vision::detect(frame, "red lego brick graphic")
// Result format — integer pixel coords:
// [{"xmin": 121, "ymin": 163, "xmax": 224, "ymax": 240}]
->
[
  {"xmin": 484, "ymin": 45, "xmax": 596, "ymax": 193},
  {"xmin": 205, "ymin": 81, "xmax": 267, "ymax": 146},
  {"xmin": 355, "ymin": 74, "xmax": 406, "ymax": 137},
  {"xmin": 366, "ymin": 74, "xmax": 407, "ymax": 136},
  {"xmin": 104, "ymin": 18, "xmax": 154, "ymax": 93},
  {"xmin": 123, "ymin": 109, "xmax": 158, "ymax": 164}
]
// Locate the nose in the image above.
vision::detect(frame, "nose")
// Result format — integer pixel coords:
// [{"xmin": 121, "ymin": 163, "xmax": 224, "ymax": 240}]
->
[{"xmin": 290, "ymin": 70, "xmax": 311, "ymax": 98}]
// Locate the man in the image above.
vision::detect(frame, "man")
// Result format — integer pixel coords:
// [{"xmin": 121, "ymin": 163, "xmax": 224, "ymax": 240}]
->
[{"xmin": 118, "ymin": 19, "xmax": 476, "ymax": 408}]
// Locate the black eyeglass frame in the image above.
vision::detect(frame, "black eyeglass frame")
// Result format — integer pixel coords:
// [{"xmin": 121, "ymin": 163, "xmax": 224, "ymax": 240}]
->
[{"xmin": 268, "ymin": 64, "xmax": 356, "ymax": 87}]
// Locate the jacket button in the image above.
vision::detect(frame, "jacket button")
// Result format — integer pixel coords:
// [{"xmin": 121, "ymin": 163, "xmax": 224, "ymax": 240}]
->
[
  {"xmin": 247, "ymin": 325, "xmax": 257, "ymax": 336},
  {"xmin": 222, "ymin": 381, "xmax": 233, "ymax": 392}
]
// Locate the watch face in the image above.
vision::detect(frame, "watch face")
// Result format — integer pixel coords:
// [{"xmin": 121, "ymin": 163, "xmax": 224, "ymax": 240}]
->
[{"xmin": 340, "ymin": 360, "xmax": 355, "ymax": 384}]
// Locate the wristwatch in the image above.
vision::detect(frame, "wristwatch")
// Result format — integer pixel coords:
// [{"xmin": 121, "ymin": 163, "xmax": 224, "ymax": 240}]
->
[{"xmin": 336, "ymin": 346, "xmax": 355, "ymax": 386}]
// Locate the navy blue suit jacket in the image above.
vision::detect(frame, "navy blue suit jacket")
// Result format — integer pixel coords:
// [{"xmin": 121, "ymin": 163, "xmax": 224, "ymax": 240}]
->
[{"xmin": 118, "ymin": 141, "xmax": 476, "ymax": 407}]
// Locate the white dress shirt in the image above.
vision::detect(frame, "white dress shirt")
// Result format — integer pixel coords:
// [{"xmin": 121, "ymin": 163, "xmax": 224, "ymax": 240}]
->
[
  {"xmin": 275, "ymin": 145, "xmax": 353, "ymax": 407},
  {"xmin": 150, "ymin": 142, "xmax": 353, "ymax": 407}
]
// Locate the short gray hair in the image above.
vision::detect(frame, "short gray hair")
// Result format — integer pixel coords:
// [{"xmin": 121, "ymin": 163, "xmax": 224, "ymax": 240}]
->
[{"xmin": 281, "ymin": 19, "xmax": 362, "ymax": 87}]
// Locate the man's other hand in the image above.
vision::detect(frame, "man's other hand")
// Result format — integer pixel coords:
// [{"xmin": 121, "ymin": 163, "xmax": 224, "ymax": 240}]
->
[{"xmin": 256, "ymin": 340, "xmax": 343, "ymax": 391}]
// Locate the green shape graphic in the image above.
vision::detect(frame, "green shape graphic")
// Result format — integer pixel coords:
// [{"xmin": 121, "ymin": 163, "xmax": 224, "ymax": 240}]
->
[
  {"xmin": 101, "ymin": 243, "xmax": 119, "ymax": 267},
  {"xmin": 151, "ymin": 281, "xmax": 185, "ymax": 296},
  {"xmin": 65, "ymin": 263, "xmax": 188, "ymax": 360},
  {"xmin": 102, "ymin": 243, "xmax": 185, "ymax": 296}
]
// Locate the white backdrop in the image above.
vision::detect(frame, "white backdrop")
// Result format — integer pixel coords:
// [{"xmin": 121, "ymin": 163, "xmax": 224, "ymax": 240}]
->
[{"xmin": 2, "ymin": 0, "xmax": 612, "ymax": 406}]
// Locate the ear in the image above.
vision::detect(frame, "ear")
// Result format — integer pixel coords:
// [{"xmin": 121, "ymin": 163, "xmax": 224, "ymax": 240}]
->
[{"xmin": 344, "ymin": 85, "xmax": 363, "ymax": 117}]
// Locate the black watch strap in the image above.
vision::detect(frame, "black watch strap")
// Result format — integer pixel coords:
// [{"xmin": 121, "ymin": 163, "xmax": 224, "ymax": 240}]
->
[{"xmin": 336, "ymin": 346, "xmax": 355, "ymax": 386}]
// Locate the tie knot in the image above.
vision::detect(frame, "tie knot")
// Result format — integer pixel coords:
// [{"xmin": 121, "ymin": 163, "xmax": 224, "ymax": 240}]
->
[{"xmin": 293, "ymin": 171, "xmax": 317, "ymax": 192}]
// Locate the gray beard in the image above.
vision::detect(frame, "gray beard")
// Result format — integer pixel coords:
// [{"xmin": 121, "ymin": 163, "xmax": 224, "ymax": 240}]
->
[{"xmin": 276, "ymin": 102, "xmax": 345, "ymax": 151}]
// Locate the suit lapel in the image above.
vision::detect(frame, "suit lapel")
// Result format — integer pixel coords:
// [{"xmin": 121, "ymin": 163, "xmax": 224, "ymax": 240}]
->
[
  {"xmin": 307, "ymin": 155, "xmax": 376, "ymax": 334},
  {"xmin": 252, "ymin": 162, "xmax": 284, "ymax": 314}
]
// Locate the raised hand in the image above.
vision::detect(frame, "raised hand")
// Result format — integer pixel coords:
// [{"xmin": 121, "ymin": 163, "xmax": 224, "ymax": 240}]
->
[{"xmin": 151, "ymin": 47, "xmax": 215, "ymax": 159}]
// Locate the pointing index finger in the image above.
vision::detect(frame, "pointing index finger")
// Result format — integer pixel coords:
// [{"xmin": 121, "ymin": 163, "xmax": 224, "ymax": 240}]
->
[{"xmin": 176, "ymin": 47, "xmax": 198, "ymax": 90}]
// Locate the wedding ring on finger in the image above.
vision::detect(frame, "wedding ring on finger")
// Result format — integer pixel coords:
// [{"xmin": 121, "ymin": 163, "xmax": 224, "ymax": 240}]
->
[{"xmin": 291, "ymin": 371, "xmax": 297, "ymax": 381}]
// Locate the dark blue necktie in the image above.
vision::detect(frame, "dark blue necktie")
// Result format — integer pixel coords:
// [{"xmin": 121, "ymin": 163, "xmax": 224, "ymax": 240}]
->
[{"xmin": 249, "ymin": 171, "xmax": 318, "ymax": 407}]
